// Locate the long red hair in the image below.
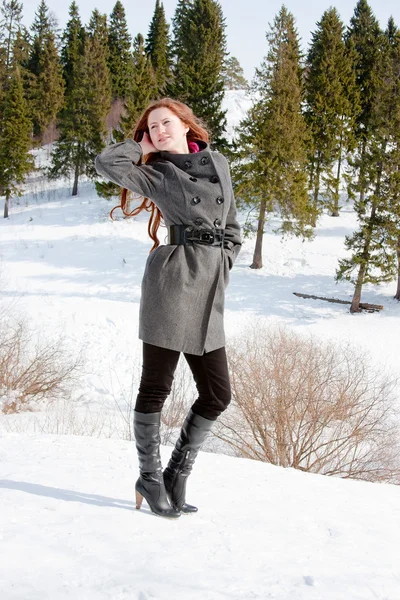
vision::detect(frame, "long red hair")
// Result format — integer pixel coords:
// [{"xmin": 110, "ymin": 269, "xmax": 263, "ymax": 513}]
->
[{"xmin": 110, "ymin": 98, "xmax": 209, "ymax": 251}]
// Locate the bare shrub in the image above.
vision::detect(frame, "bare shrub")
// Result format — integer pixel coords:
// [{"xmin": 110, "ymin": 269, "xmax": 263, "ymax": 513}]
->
[
  {"xmin": 106, "ymin": 98, "xmax": 125, "ymax": 133},
  {"xmin": 215, "ymin": 324, "xmax": 400, "ymax": 483},
  {"xmin": 0, "ymin": 317, "xmax": 81, "ymax": 414}
]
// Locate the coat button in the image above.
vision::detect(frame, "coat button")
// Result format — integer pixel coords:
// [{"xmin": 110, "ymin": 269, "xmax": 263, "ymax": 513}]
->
[
  {"xmin": 191, "ymin": 196, "xmax": 201, "ymax": 205},
  {"xmin": 200, "ymin": 156, "xmax": 209, "ymax": 165},
  {"xmin": 185, "ymin": 160, "xmax": 193, "ymax": 169},
  {"xmin": 210, "ymin": 175, "xmax": 219, "ymax": 183},
  {"xmin": 216, "ymin": 196, "xmax": 224, "ymax": 204},
  {"xmin": 189, "ymin": 176, "xmax": 197, "ymax": 182},
  {"xmin": 195, "ymin": 218, "xmax": 203, "ymax": 226},
  {"xmin": 214, "ymin": 218, "xmax": 221, "ymax": 227}
]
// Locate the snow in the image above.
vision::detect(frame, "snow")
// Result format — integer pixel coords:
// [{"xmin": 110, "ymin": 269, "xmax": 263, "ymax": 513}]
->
[
  {"xmin": 0, "ymin": 90, "xmax": 400, "ymax": 599},
  {"xmin": 1, "ymin": 433, "xmax": 400, "ymax": 600}
]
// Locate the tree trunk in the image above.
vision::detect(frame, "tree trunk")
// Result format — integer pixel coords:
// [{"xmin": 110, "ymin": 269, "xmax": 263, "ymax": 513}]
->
[
  {"xmin": 250, "ymin": 197, "xmax": 267, "ymax": 269},
  {"xmin": 350, "ymin": 261, "xmax": 368, "ymax": 313},
  {"xmin": 72, "ymin": 160, "xmax": 79, "ymax": 196},
  {"xmin": 395, "ymin": 237, "xmax": 400, "ymax": 300},
  {"xmin": 4, "ymin": 191, "xmax": 9, "ymax": 218}
]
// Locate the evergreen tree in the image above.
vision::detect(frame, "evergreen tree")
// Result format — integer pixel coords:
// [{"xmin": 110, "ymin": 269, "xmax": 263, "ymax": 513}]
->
[
  {"xmin": 85, "ymin": 10, "xmax": 112, "ymax": 155},
  {"xmin": 107, "ymin": 0, "xmax": 133, "ymax": 99},
  {"xmin": 305, "ymin": 8, "xmax": 359, "ymax": 218},
  {"xmin": 345, "ymin": 0, "xmax": 382, "ymax": 207},
  {"xmin": 145, "ymin": 0, "xmax": 171, "ymax": 96},
  {"xmin": 27, "ymin": 0, "xmax": 64, "ymax": 140},
  {"xmin": 49, "ymin": 3, "xmax": 107, "ymax": 195},
  {"xmin": 222, "ymin": 55, "xmax": 248, "ymax": 90},
  {"xmin": 0, "ymin": 65, "xmax": 34, "ymax": 218},
  {"xmin": 0, "ymin": 0, "xmax": 23, "ymax": 73},
  {"xmin": 169, "ymin": 0, "xmax": 227, "ymax": 148},
  {"xmin": 336, "ymin": 21, "xmax": 399, "ymax": 311},
  {"xmin": 0, "ymin": 44, "xmax": 6, "ymax": 106},
  {"xmin": 87, "ymin": 9, "xmax": 109, "ymax": 54},
  {"xmin": 117, "ymin": 33, "xmax": 155, "ymax": 139},
  {"xmin": 379, "ymin": 19, "xmax": 400, "ymax": 300},
  {"xmin": 231, "ymin": 6, "xmax": 314, "ymax": 269},
  {"xmin": 60, "ymin": 1, "xmax": 85, "ymax": 91},
  {"xmin": 98, "ymin": 34, "xmax": 155, "ymax": 200},
  {"xmin": 171, "ymin": 0, "xmax": 191, "ymax": 56}
]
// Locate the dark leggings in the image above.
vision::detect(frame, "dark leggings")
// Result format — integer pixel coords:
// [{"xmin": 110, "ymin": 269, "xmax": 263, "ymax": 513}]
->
[{"xmin": 135, "ymin": 343, "xmax": 231, "ymax": 421}]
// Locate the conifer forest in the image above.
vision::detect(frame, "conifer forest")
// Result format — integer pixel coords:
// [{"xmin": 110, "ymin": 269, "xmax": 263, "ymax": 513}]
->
[{"xmin": 1, "ymin": 0, "xmax": 400, "ymax": 310}]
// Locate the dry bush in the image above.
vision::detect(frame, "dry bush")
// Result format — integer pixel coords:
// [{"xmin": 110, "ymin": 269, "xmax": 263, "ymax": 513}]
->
[
  {"xmin": 0, "ymin": 317, "xmax": 81, "ymax": 414},
  {"xmin": 215, "ymin": 324, "xmax": 400, "ymax": 483}
]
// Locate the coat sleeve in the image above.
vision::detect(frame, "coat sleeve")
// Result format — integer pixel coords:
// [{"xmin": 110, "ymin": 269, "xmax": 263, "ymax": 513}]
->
[
  {"xmin": 224, "ymin": 194, "xmax": 242, "ymax": 269},
  {"xmin": 95, "ymin": 139, "xmax": 166, "ymax": 199},
  {"xmin": 221, "ymin": 157, "xmax": 242, "ymax": 270}
]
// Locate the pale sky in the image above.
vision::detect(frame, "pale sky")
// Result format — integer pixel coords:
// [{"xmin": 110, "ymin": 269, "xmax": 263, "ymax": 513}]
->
[{"xmin": 23, "ymin": 0, "xmax": 400, "ymax": 80}]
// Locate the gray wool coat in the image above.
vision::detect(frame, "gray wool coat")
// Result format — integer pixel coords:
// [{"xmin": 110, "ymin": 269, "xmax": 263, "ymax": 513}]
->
[{"xmin": 95, "ymin": 139, "xmax": 242, "ymax": 355}]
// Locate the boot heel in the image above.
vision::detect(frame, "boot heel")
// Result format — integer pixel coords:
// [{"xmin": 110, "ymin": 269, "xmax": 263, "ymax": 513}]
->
[{"xmin": 135, "ymin": 489, "xmax": 144, "ymax": 510}]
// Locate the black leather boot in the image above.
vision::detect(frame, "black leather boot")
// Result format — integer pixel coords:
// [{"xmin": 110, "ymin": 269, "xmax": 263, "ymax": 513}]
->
[
  {"xmin": 163, "ymin": 410, "xmax": 214, "ymax": 514},
  {"xmin": 134, "ymin": 411, "xmax": 180, "ymax": 519}
]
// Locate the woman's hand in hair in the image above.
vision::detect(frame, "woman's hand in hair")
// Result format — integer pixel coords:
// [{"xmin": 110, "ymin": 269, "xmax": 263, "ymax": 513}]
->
[{"xmin": 139, "ymin": 132, "xmax": 158, "ymax": 155}]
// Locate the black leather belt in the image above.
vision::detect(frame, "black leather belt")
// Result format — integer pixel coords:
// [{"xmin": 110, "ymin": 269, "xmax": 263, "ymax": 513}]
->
[{"xmin": 168, "ymin": 224, "xmax": 225, "ymax": 246}]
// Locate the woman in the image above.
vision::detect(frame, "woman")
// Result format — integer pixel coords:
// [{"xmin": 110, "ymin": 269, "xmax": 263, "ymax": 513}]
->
[{"xmin": 95, "ymin": 98, "xmax": 241, "ymax": 519}]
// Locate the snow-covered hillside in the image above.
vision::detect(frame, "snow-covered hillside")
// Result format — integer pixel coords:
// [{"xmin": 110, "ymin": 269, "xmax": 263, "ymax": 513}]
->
[
  {"xmin": 1, "ymin": 89, "xmax": 400, "ymax": 599},
  {"xmin": 1, "ymin": 433, "xmax": 400, "ymax": 600}
]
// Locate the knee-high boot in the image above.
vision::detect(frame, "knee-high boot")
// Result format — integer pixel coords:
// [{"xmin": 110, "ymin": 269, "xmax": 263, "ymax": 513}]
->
[
  {"xmin": 163, "ymin": 410, "xmax": 214, "ymax": 514},
  {"xmin": 134, "ymin": 410, "xmax": 180, "ymax": 519}
]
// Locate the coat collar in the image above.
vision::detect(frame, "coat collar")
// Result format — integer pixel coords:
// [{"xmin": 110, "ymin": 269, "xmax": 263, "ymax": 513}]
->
[{"xmin": 159, "ymin": 140, "xmax": 210, "ymax": 169}]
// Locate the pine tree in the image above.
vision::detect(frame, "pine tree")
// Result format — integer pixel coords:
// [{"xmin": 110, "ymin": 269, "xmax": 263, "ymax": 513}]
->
[
  {"xmin": 222, "ymin": 55, "xmax": 248, "ymax": 90},
  {"xmin": 27, "ymin": 0, "xmax": 64, "ymax": 140},
  {"xmin": 85, "ymin": 11, "xmax": 112, "ymax": 173},
  {"xmin": 0, "ymin": 0, "xmax": 23, "ymax": 73},
  {"xmin": 60, "ymin": 1, "xmax": 85, "ymax": 92},
  {"xmin": 145, "ymin": 0, "xmax": 171, "ymax": 96},
  {"xmin": 380, "ymin": 19, "xmax": 400, "ymax": 300},
  {"xmin": 107, "ymin": 0, "xmax": 133, "ymax": 99},
  {"xmin": 305, "ymin": 8, "xmax": 359, "ymax": 219},
  {"xmin": 336, "ymin": 21, "xmax": 398, "ymax": 311},
  {"xmin": 0, "ymin": 45, "xmax": 6, "ymax": 106},
  {"xmin": 345, "ymin": 0, "xmax": 382, "ymax": 207},
  {"xmin": 0, "ymin": 65, "xmax": 34, "ymax": 218},
  {"xmin": 118, "ymin": 33, "xmax": 155, "ymax": 138},
  {"xmin": 49, "ymin": 2, "xmax": 107, "ymax": 195},
  {"xmin": 231, "ymin": 6, "xmax": 314, "ymax": 269},
  {"xmin": 98, "ymin": 33, "xmax": 156, "ymax": 200},
  {"xmin": 169, "ymin": 0, "xmax": 227, "ymax": 148}
]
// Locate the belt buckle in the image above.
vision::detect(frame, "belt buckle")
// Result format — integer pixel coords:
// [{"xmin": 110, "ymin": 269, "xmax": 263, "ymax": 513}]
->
[{"xmin": 199, "ymin": 231, "xmax": 214, "ymax": 244}]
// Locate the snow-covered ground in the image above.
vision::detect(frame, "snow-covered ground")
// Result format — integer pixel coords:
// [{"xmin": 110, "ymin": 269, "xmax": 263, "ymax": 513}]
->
[
  {"xmin": 1, "ymin": 433, "xmax": 399, "ymax": 600},
  {"xmin": 1, "ymin": 90, "xmax": 400, "ymax": 599}
]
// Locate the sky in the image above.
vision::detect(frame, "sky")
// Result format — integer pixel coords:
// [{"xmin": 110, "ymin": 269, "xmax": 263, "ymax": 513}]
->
[{"xmin": 23, "ymin": 0, "xmax": 400, "ymax": 79}]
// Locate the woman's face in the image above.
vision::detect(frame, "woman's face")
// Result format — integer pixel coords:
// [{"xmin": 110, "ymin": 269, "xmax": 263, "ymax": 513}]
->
[{"xmin": 148, "ymin": 107, "xmax": 189, "ymax": 154}]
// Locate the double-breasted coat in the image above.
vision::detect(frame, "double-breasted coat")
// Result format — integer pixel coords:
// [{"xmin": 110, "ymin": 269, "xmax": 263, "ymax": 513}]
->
[{"xmin": 95, "ymin": 139, "xmax": 242, "ymax": 355}]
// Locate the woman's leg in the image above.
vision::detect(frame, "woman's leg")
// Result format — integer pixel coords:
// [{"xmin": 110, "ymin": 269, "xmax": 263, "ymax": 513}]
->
[
  {"xmin": 184, "ymin": 346, "xmax": 231, "ymax": 420},
  {"xmin": 163, "ymin": 347, "xmax": 231, "ymax": 513},
  {"xmin": 135, "ymin": 342, "xmax": 181, "ymax": 413},
  {"xmin": 134, "ymin": 342, "xmax": 181, "ymax": 518}
]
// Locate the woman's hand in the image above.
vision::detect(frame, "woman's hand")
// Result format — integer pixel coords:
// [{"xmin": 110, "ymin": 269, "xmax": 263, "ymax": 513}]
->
[{"xmin": 139, "ymin": 132, "xmax": 158, "ymax": 155}]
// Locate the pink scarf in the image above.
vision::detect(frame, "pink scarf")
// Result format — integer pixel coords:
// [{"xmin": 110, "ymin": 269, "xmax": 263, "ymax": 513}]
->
[{"xmin": 188, "ymin": 141, "xmax": 200, "ymax": 153}]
